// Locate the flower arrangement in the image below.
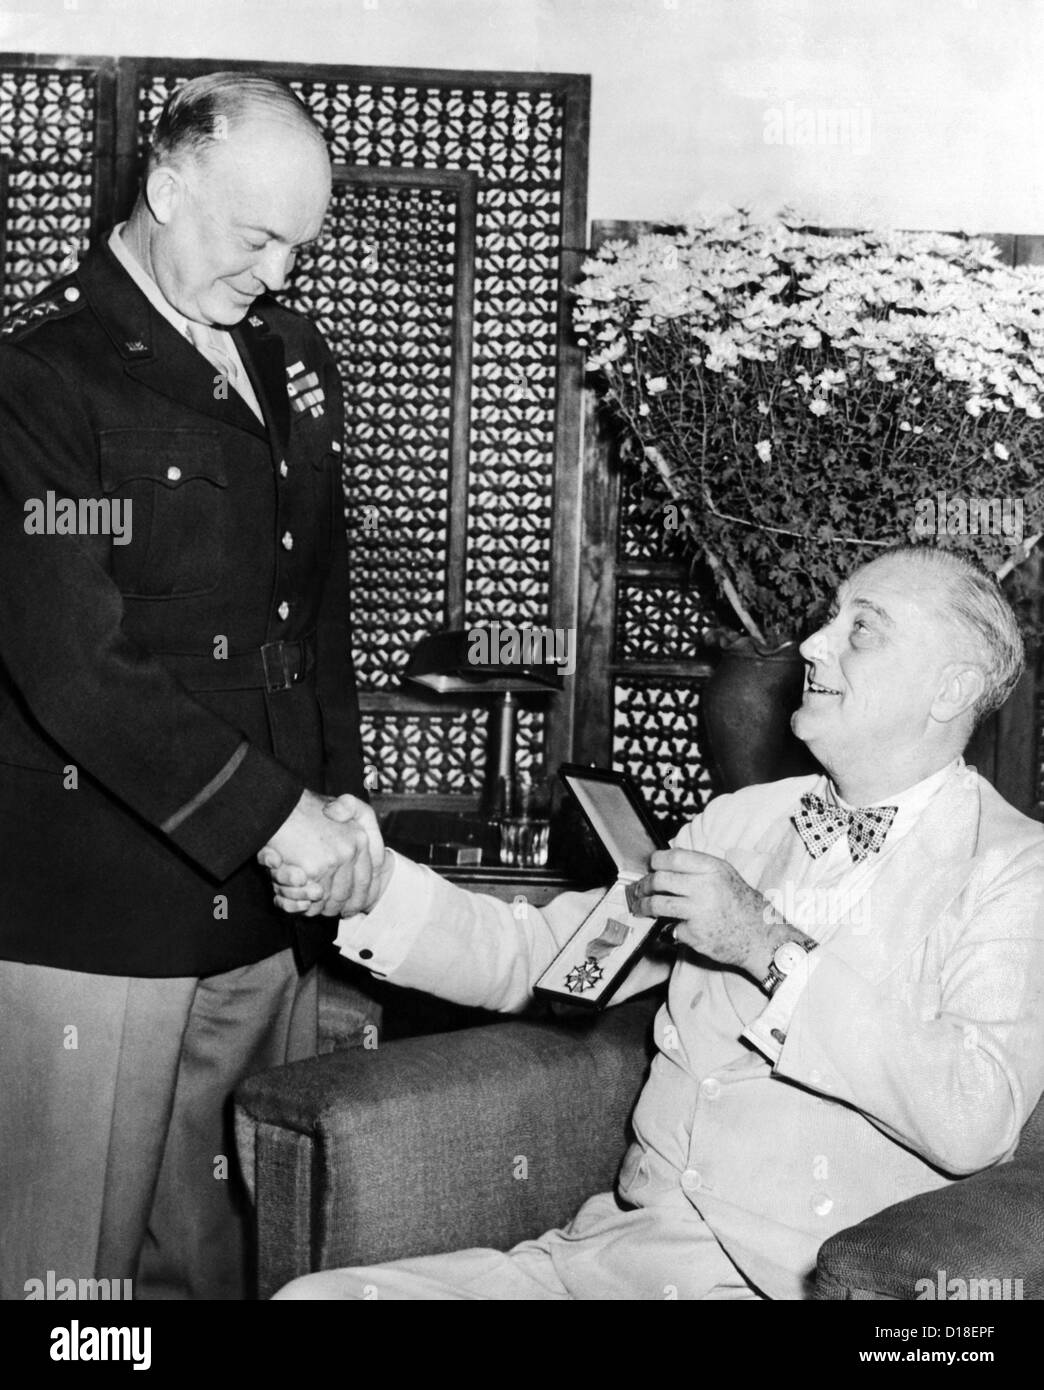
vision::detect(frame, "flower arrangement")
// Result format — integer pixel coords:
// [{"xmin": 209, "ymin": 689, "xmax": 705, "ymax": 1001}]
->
[{"xmin": 574, "ymin": 211, "xmax": 1044, "ymax": 649}]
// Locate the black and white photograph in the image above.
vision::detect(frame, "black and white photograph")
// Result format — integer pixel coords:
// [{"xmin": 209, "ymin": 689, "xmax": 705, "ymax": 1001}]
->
[{"xmin": 0, "ymin": 0, "xmax": 1041, "ymax": 1362}]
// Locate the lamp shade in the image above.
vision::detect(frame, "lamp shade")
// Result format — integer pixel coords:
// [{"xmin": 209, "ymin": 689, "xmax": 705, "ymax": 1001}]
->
[{"xmin": 403, "ymin": 627, "xmax": 566, "ymax": 694}]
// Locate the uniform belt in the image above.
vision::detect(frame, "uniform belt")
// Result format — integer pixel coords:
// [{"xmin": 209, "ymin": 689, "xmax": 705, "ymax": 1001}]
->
[{"xmin": 158, "ymin": 634, "xmax": 317, "ymax": 693}]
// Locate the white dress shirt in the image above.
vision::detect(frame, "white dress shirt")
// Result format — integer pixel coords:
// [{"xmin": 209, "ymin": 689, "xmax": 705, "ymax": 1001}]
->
[
  {"xmin": 107, "ymin": 224, "xmax": 264, "ymax": 423},
  {"xmin": 742, "ymin": 757, "xmax": 962, "ymax": 1061}
]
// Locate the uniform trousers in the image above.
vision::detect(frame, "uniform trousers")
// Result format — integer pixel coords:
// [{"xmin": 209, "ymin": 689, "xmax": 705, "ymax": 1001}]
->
[
  {"xmin": 273, "ymin": 1189, "xmax": 762, "ymax": 1301},
  {"xmin": 0, "ymin": 948, "xmax": 316, "ymax": 1302}
]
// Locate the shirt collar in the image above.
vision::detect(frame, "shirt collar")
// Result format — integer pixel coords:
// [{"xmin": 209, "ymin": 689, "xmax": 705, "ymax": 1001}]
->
[
  {"xmin": 826, "ymin": 756, "xmax": 963, "ymax": 837},
  {"xmin": 109, "ymin": 224, "xmax": 230, "ymax": 348}
]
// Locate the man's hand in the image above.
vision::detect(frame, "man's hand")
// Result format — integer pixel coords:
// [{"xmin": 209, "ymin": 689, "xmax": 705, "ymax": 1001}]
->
[
  {"xmin": 626, "ymin": 848, "xmax": 797, "ymax": 984},
  {"xmin": 257, "ymin": 790, "xmax": 391, "ymax": 918}
]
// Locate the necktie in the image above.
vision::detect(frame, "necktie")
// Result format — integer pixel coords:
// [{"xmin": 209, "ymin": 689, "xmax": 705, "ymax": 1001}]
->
[
  {"xmin": 792, "ymin": 791, "xmax": 898, "ymax": 864},
  {"xmin": 185, "ymin": 321, "xmax": 264, "ymax": 423}
]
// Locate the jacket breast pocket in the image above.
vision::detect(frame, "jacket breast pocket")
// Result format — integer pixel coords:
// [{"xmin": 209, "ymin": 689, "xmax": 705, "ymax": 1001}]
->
[{"xmin": 99, "ymin": 429, "xmax": 228, "ymax": 597}]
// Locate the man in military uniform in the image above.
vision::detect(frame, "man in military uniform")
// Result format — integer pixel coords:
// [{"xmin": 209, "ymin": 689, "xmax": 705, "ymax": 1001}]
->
[{"xmin": 0, "ymin": 73, "xmax": 378, "ymax": 1299}]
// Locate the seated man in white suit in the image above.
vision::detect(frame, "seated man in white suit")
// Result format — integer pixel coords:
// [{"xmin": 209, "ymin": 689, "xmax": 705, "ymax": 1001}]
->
[{"xmin": 268, "ymin": 545, "xmax": 1044, "ymax": 1300}]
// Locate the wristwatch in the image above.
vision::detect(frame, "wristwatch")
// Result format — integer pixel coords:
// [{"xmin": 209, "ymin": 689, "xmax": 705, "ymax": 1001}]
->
[{"xmin": 761, "ymin": 939, "xmax": 818, "ymax": 996}]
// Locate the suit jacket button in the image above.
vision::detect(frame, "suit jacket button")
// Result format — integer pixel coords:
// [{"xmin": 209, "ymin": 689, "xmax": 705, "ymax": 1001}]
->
[
  {"xmin": 281, "ymin": 531, "xmax": 294, "ymax": 550},
  {"xmin": 166, "ymin": 465, "xmax": 182, "ymax": 482},
  {"xmin": 64, "ymin": 286, "xmax": 80, "ymax": 302},
  {"xmin": 277, "ymin": 601, "xmax": 290, "ymax": 620},
  {"xmin": 279, "ymin": 460, "xmax": 289, "ymax": 478}
]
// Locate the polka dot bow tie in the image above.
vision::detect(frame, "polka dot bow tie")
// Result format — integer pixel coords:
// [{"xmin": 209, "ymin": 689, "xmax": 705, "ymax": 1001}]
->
[{"xmin": 792, "ymin": 792, "xmax": 898, "ymax": 864}]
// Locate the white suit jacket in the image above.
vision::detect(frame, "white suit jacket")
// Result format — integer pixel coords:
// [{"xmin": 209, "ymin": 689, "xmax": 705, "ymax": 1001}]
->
[{"xmin": 337, "ymin": 766, "xmax": 1044, "ymax": 1299}]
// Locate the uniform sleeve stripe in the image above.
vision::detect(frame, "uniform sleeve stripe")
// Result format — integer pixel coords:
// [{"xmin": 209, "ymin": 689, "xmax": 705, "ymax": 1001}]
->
[{"xmin": 161, "ymin": 740, "xmax": 249, "ymax": 834}]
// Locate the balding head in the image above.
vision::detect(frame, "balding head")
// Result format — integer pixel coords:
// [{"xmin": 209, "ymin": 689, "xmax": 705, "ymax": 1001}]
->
[
  {"xmin": 871, "ymin": 545, "xmax": 1024, "ymax": 724},
  {"xmin": 792, "ymin": 545, "xmax": 1025, "ymax": 803},
  {"xmin": 125, "ymin": 72, "xmax": 331, "ymax": 326},
  {"xmin": 148, "ymin": 72, "xmax": 329, "ymax": 175}
]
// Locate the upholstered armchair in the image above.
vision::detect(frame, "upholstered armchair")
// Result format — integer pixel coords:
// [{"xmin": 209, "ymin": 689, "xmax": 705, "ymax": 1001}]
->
[
  {"xmin": 235, "ymin": 992, "xmax": 660, "ymax": 1299},
  {"xmin": 814, "ymin": 1091, "xmax": 1044, "ymax": 1300},
  {"xmin": 234, "ymin": 988, "xmax": 1044, "ymax": 1301}
]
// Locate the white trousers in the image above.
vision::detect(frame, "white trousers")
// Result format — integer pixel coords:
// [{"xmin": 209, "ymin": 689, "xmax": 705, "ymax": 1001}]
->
[{"xmin": 274, "ymin": 1189, "xmax": 762, "ymax": 1301}]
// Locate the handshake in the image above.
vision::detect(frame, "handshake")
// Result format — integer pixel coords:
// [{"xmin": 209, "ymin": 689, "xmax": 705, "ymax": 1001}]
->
[{"xmin": 257, "ymin": 789, "xmax": 391, "ymax": 918}]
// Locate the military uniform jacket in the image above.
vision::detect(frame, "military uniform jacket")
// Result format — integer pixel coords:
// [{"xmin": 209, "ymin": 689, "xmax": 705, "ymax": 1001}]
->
[{"xmin": 0, "ymin": 240, "xmax": 365, "ymax": 976}]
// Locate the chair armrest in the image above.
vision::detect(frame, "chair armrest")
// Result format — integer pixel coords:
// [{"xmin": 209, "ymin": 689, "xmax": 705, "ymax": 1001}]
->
[
  {"xmin": 815, "ymin": 1152, "xmax": 1044, "ymax": 1300},
  {"xmin": 235, "ymin": 993, "xmax": 659, "ymax": 1299}
]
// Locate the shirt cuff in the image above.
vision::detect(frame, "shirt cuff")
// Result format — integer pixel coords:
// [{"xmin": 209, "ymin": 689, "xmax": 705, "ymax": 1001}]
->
[
  {"xmin": 333, "ymin": 851, "xmax": 432, "ymax": 977},
  {"xmin": 741, "ymin": 947, "xmax": 823, "ymax": 1064}
]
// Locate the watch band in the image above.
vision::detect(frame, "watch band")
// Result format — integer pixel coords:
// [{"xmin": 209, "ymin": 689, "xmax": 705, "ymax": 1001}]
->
[{"xmin": 761, "ymin": 938, "xmax": 818, "ymax": 996}]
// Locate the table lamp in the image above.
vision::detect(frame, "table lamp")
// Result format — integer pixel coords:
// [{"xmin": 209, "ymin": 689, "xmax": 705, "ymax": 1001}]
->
[{"xmin": 403, "ymin": 627, "xmax": 564, "ymax": 819}]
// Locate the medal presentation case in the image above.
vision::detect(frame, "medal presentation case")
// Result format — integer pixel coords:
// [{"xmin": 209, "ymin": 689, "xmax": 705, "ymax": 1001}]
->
[{"xmin": 535, "ymin": 765, "xmax": 673, "ymax": 1008}]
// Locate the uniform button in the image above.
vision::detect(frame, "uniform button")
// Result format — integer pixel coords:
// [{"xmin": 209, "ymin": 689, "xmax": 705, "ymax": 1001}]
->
[
  {"xmin": 699, "ymin": 1077, "xmax": 721, "ymax": 1101},
  {"xmin": 279, "ymin": 460, "xmax": 289, "ymax": 478},
  {"xmin": 281, "ymin": 531, "xmax": 294, "ymax": 550},
  {"xmin": 359, "ymin": 949, "xmax": 373, "ymax": 961},
  {"xmin": 770, "ymin": 1028, "xmax": 787, "ymax": 1046},
  {"xmin": 166, "ymin": 465, "xmax": 182, "ymax": 482},
  {"xmin": 64, "ymin": 286, "xmax": 80, "ymax": 302},
  {"xmin": 680, "ymin": 1168, "xmax": 703, "ymax": 1193},
  {"xmin": 277, "ymin": 601, "xmax": 290, "ymax": 621}
]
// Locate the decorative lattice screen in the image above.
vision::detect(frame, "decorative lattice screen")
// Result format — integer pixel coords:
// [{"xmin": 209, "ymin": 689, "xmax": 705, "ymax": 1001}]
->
[
  {"xmin": 128, "ymin": 62, "xmax": 586, "ymax": 799},
  {"xmin": 288, "ymin": 169, "xmax": 475, "ymax": 694},
  {"xmin": 0, "ymin": 61, "xmax": 110, "ymax": 313},
  {"xmin": 612, "ymin": 480, "xmax": 717, "ymax": 830}
]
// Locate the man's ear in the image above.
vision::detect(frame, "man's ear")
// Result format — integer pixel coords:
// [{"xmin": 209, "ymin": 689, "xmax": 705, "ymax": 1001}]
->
[
  {"xmin": 931, "ymin": 662, "xmax": 986, "ymax": 725},
  {"xmin": 143, "ymin": 165, "xmax": 183, "ymax": 226}
]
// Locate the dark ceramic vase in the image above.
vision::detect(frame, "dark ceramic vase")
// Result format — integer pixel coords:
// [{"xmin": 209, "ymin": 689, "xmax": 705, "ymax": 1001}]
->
[{"xmin": 700, "ymin": 638, "xmax": 822, "ymax": 792}]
